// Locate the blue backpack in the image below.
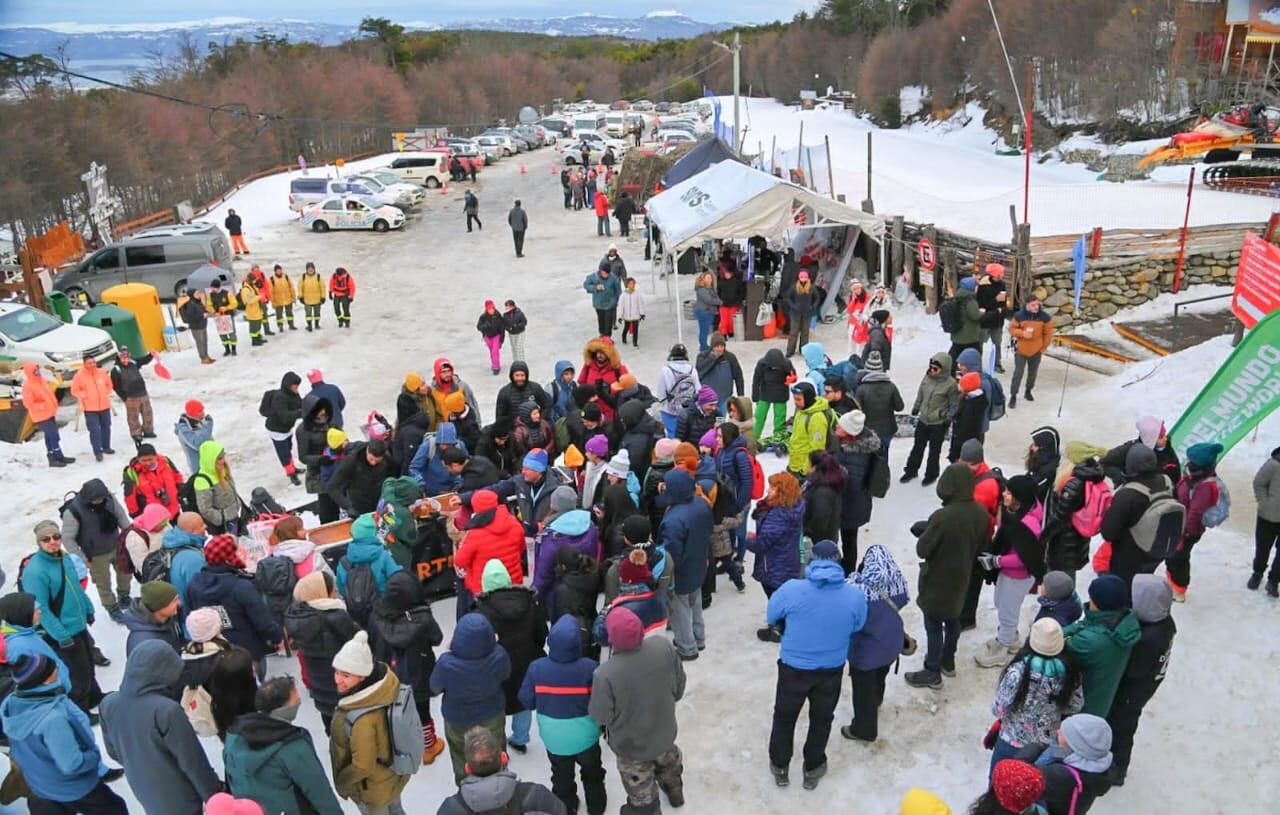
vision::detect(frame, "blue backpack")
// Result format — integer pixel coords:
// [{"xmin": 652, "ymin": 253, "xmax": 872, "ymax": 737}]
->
[{"xmin": 986, "ymin": 375, "xmax": 1006, "ymax": 422}]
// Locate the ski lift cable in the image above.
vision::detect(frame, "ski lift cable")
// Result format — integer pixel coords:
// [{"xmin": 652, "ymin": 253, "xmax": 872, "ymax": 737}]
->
[{"xmin": 985, "ymin": 0, "xmax": 1028, "ymax": 126}]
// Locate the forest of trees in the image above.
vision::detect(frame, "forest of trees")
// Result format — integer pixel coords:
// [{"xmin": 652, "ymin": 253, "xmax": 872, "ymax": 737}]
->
[{"xmin": 0, "ymin": 0, "xmax": 1199, "ymax": 240}]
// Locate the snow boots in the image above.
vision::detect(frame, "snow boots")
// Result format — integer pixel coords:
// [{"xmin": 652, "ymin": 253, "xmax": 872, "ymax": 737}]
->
[
  {"xmin": 975, "ymin": 638, "xmax": 1018, "ymax": 669},
  {"xmin": 802, "ymin": 763, "xmax": 826, "ymax": 791},
  {"xmin": 770, "ymin": 764, "xmax": 789, "ymax": 787},
  {"xmin": 1248, "ymin": 572, "xmax": 1263, "ymax": 590},
  {"xmin": 904, "ymin": 669, "xmax": 942, "ymax": 689}
]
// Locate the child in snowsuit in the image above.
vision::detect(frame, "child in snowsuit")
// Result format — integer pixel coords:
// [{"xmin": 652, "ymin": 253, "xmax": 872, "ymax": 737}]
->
[{"xmin": 618, "ymin": 278, "xmax": 646, "ymax": 347}]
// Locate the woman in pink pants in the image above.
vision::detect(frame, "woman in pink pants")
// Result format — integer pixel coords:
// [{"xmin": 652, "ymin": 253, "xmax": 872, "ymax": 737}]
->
[{"xmin": 476, "ymin": 299, "xmax": 506, "ymax": 375}]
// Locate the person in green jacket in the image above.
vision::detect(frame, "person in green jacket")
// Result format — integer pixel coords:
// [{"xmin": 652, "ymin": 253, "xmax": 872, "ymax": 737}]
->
[
  {"xmin": 20, "ymin": 521, "xmax": 101, "ymax": 713},
  {"xmin": 946, "ymin": 277, "xmax": 984, "ymax": 363},
  {"xmin": 377, "ymin": 476, "xmax": 423, "ymax": 569},
  {"xmin": 902, "ymin": 352, "xmax": 960, "ymax": 486},
  {"xmin": 224, "ymin": 677, "xmax": 344, "ymax": 815},
  {"xmin": 787, "ymin": 382, "xmax": 832, "ymax": 479},
  {"xmin": 1063, "ymin": 575, "xmax": 1141, "ymax": 716}
]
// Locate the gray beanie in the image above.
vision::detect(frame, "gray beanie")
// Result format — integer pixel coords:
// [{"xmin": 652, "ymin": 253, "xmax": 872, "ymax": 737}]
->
[
  {"xmin": 548, "ymin": 486, "xmax": 578, "ymax": 519},
  {"xmin": 33, "ymin": 520, "xmax": 59, "ymax": 542},
  {"xmin": 959, "ymin": 439, "xmax": 984, "ymax": 464},
  {"xmin": 1042, "ymin": 571, "xmax": 1074, "ymax": 601},
  {"xmin": 1060, "ymin": 714, "xmax": 1113, "ymax": 774}
]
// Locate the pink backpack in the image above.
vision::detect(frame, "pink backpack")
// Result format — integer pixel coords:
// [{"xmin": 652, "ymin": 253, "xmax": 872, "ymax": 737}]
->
[{"xmin": 1071, "ymin": 479, "xmax": 1113, "ymax": 538}]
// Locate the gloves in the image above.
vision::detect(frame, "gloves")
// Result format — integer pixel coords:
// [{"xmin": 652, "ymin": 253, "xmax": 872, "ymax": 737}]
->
[
  {"xmin": 911, "ymin": 408, "xmax": 919, "ymax": 417},
  {"xmin": 978, "ymin": 553, "xmax": 1000, "ymax": 571},
  {"xmin": 983, "ymin": 720, "xmax": 1002, "ymax": 750}
]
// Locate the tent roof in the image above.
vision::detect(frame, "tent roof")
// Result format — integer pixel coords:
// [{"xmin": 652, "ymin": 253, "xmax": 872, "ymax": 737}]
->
[
  {"xmin": 661, "ymin": 138, "xmax": 742, "ymax": 188},
  {"xmin": 645, "ymin": 160, "xmax": 884, "ymax": 252}
]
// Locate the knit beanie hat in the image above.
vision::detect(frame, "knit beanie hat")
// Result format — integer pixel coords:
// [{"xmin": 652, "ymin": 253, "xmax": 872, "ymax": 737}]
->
[
  {"xmin": 698, "ymin": 428, "xmax": 719, "ymax": 451},
  {"xmin": 333, "ymin": 631, "xmax": 374, "ymax": 677},
  {"xmin": 582, "ymin": 402, "xmax": 602, "ymax": 423},
  {"xmin": 12, "ymin": 654, "xmax": 56, "ymax": 690},
  {"xmin": 985, "ymin": 262, "xmax": 1006, "ymax": 279},
  {"xmin": 140, "ymin": 581, "xmax": 178, "ymax": 613},
  {"xmin": 436, "ymin": 422, "xmax": 459, "ymax": 445},
  {"xmin": 959, "ymin": 439, "xmax": 984, "ymax": 463},
  {"xmin": 1065, "ymin": 441, "xmax": 1107, "ymax": 465},
  {"xmin": 673, "ymin": 442, "xmax": 700, "ymax": 473},
  {"xmin": 472, "ymin": 490, "xmax": 499, "ymax": 512},
  {"xmin": 204, "ymin": 792, "xmax": 266, "ymax": 815},
  {"xmin": 653, "ymin": 438, "xmax": 679, "ymax": 462},
  {"xmin": 444, "ymin": 391, "xmax": 467, "ymax": 417},
  {"xmin": 605, "ymin": 606, "xmax": 644, "ymax": 651},
  {"xmin": 864, "ymin": 350, "xmax": 884, "ymax": 372},
  {"xmin": 1088, "ymin": 574, "xmax": 1128, "ymax": 611},
  {"xmin": 585, "ymin": 434, "xmax": 610, "ymax": 458},
  {"xmin": 203, "ymin": 535, "xmax": 245, "ymax": 569},
  {"xmin": 1135, "ymin": 415, "xmax": 1162, "ymax": 447},
  {"xmin": 605, "ymin": 450, "xmax": 632, "ymax": 479},
  {"xmin": 1006, "ymin": 474, "xmax": 1038, "ymax": 508},
  {"xmin": 185, "ymin": 607, "xmax": 224, "ymax": 644},
  {"xmin": 1186, "ymin": 441, "xmax": 1224, "ymax": 470},
  {"xmin": 33, "ymin": 520, "xmax": 59, "ymax": 542},
  {"xmin": 404, "ymin": 372, "xmax": 425, "ymax": 392},
  {"xmin": 0, "ymin": 593, "xmax": 37, "ymax": 628},
  {"xmin": 184, "ymin": 399, "xmax": 205, "ymax": 417},
  {"xmin": 327, "ymin": 427, "xmax": 348, "ymax": 449},
  {"xmin": 958, "ymin": 277, "xmax": 977, "ymax": 292},
  {"xmin": 899, "ymin": 788, "xmax": 954, "ymax": 815},
  {"xmin": 991, "ymin": 760, "xmax": 1045, "ymax": 813},
  {"xmin": 549, "ymin": 486, "xmax": 579, "ymax": 518},
  {"xmin": 523, "ymin": 449, "xmax": 549, "ymax": 473},
  {"xmin": 811, "ymin": 540, "xmax": 840, "ymax": 561},
  {"xmin": 350, "ymin": 513, "xmax": 378, "ymax": 541},
  {"xmin": 959, "ymin": 372, "xmax": 982, "ymax": 393},
  {"xmin": 619, "ymin": 548, "xmax": 652, "ymax": 585},
  {"xmin": 696, "ymin": 386, "xmax": 718, "ymax": 407},
  {"xmin": 622, "ymin": 515, "xmax": 652, "ymax": 545},
  {"xmin": 293, "ymin": 570, "xmax": 331, "ymax": 604},
  {"xmin": 1059, "ymin": 713, "xmax": 1113, "ymax": 766},
  {"xmin": 610, "ymin": 374, "xmax": 638, "ymax": 393},
  {"xmin": 1042, "ymin": 570, "xmax": 1074, "ymax": 601},
  {"xmin": 563, "ymin": 444, "xmax": 585, "ymax": 469},
  {"xmin": 481, "ymin": 559, "xmax": 512, "ymax": 593},
  {"xmin": 137, "ymin": 502, "xmax": 172, "ymax": 533},
  {"xmin": 1029, "ymin": 617, "xmax": 1064, "ymax": 657},
  {"xmin": 837, "ymin": 410, "xmax": 865, "ymax": 437},
  {"xmin": 709, "ymin": 332, "xmax": 727, "ymax": 348}
]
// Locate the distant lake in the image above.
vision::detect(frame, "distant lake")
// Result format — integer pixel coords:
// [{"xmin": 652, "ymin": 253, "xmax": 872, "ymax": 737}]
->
[{"xmin": 66, "ymin": 58, "xmax": 146, "ymax": 87}]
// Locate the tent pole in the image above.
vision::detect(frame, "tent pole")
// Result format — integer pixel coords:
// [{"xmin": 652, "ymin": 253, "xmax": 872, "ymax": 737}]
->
[
  {"xmin": 825, "ymin": 135, "xmax": 835, "ymax": 199},
  {"xmin": 769, "ymin": 135, "xmax": 777, "ymax": 174},
  {"xmin": 672, "ymin": 253, "xmax": 683, "ymax": 345}
]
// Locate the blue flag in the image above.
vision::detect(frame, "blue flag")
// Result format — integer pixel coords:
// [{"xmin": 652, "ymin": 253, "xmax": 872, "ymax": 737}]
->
[{"xmin": 1072, "ymin": 233, "xmax": 1088, "ymax": 312}]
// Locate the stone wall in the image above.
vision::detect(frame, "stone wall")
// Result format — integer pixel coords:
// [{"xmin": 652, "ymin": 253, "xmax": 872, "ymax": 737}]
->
[{"xmin": 1030, "ymin": 249, "xmax": 1239, "ymax": 329}]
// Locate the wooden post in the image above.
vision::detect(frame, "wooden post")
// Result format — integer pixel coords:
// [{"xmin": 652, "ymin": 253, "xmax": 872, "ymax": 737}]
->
[
  {"xmin": 890, "ymin": 215, "xmax": 904, "ymax": 290},
  {"xmin": 862, "ymin": 133, "xmax": 875, "ymax": 214},
  {"xmin": 824, "ymin": 135, "xmax": 836, "ymax": 199}
]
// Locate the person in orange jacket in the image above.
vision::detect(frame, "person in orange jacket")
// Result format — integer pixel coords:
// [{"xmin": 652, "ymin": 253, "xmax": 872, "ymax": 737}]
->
[
  {"xmin": 1009, "ymin": 293, "xmax": 1055, "ymax": 408},
  {"xmin": 594, "ymin": 188, "xmax": 611, "ymax": 238},
  {"xmin": 246, "ymin": 264, "xmax": 275, "ymax": 336},
  {"xmin": 21, "ymin": 362, "xmax": 75, "ymax": 467},
  {"xmin": 329, "ymin": 267, "xmax": 355, "ymax": 328},
  {"xmin": 70, "ymin": 356, "xmax": 114, "ymax": 461}
]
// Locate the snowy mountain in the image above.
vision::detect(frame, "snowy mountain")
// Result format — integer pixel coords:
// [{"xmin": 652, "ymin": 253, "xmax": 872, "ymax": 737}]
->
[{"xmin": 0, "ymin": 12, "xmax": 730, "ymax": 64}]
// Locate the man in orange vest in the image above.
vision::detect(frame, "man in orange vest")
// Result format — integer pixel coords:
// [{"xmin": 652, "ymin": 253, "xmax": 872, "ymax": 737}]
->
[
  {"xmin": 70, "ymin": 356, "xmax": 114, "ymax": 461},
  {"xmin": 21, "ymin": 363, "xmax": 75, "ymax": 468}
]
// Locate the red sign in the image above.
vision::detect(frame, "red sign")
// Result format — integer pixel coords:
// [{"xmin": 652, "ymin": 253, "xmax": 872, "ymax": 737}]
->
[
  {"xmin": 917, "ymin": 237, "xmax": 937, "ymax": 270},
  {"xmin": 1233, "ymin": 233, "xmax": 1280, "ymax": 328}
]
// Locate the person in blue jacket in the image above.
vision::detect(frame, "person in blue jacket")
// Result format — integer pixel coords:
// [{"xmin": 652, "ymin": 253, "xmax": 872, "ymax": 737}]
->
[
  {"xmin": 714, "ymin": 422, "xmax": 755, "ymax": 563},
  {"xmin": 0, "ymin": 592, "xmax": 72, "ymax": 696},
  {"xmin": 765, "ymin": 540, "xmax": 867, "ymax": 791},
  {"xmin": 305, "ymin": 368, "xmax": 347, "ymax": 429},
  {"xmin": 956, "ymin": 347, "xmax": 997, "ymax": 434},
  {"xmin": 519, "ymin": 615, "xmax": 606, "ymax": 815},
  {"xmin": 843, "ymin": 544, "xmax": 909, "ymax": 743},
  {"xmin": 335, "ymin": 513, "xmax": 403, "ymax": 594},
  {"xmin": 658, "ymin": 469, "xmax": 714, "ymax": 660},
  {"xmin": 548, "ymin": 360, "xmax": 577, "ymax": 422},
  {"xmin": 409, "ymin": 421, "xmax": 469, "ymax": 495},
  {"xmin": 161, "ymin": 512, "xmax": 209, "ymax": 606},
  {"xmin": 429, "ymin": 612, "xmax": 512, "ymax": 785},
  {"xmin": 0, "ymin": 654, "xmax": 128, "ymax": 813},
  {"xmin": 583, "ymin": 265, "xmax": 623, "ymax": 338}
]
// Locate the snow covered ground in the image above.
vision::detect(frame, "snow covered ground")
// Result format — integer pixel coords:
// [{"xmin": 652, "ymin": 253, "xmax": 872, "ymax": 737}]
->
[
  {"xmin": 0, "ymin": 143, "xmax": 1276, "ymax": 814},
  {"xmin": 724, "ymin": 97, "xmax": 1279, "ymax": 241}
]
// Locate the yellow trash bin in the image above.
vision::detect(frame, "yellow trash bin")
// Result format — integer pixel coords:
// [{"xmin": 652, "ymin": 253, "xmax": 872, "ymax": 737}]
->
[{"xmin": 101, "ymin": 283, "xmax": 166, "ymax": 353}]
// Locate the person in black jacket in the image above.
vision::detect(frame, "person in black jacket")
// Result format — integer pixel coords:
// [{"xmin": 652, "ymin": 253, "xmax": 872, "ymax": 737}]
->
[
  {"xmin": 716, "ymin": 256, "xmax": 746, "ymax": 339},
  {"xmin": 110, "ymin": 346, "xmax": 154, "ymax": 445},
  {"xmin": 283, "ymin": 571, "xmax": 359, "ymax": 734},
  {"xmin": 1025, "ymin": 426, "xmax": 1062, "ymax": 504},
  {"xmin": 675, "ymin": 387, "xmax": 720, "ymax": 445},
  {"xmin": 832, "ymin": 410, "xmax": 880, "ymax": 574},
  {"xmin": 494, "ymin": 362, "xmax": 550, "ymax": 426},
  {"xmin": 369, "ymin": 570, "xmax": 447, "ymax": 765},
  {"xmin": 224, "ymin": 208, "xmax": 248, "ymax": 255},
  {"xmin": 854, "ymin": 351, "xmax": 903, "ymax": 462},
  {"xmin": 948, "ymin": 372, "xmax": 988, "ymax": 464},
  {"xmin": 327, "ymin": 439, "xmax": 394, "ymax": 517},
  {"xmin": 613, "ymin": 191, "xmax": 637, "ymax": 238},
  {"xmin": 185, "ymin": 534, "xmax": 281, "ymax": 681},
  {"xmin": 696, "ymin": 336, "xmax": 744, "ymax": 413},
  {"xmin": 617, "ymin": 399, "xmax": 660, "ymax": 483},
  {"xmin": 179, "ymin": 289, "xmax": 214, "ymax": 364},
  {"xmin": 476, "ymin": 419, "xmax": 519, "ymax": 476},
  {"xmin": 803, "ymin": 452, "xmax": 844, "ymax": 547},
  {"xmin": 1099, "ymin": 445, "xmax": 1171, "ymax": 584},
  {"xmin": 1042, "ymin": 455, "xmax": 1107, "ymax": 578},
  {"xmin": 976, "ymin": 263, "xmax": 1011, "ymax": 373},
  {"xmin": 823, "ymin": 378, "xmax": 858, "ymax": 416},
  {"xmin": 265, "ymin": 371, "xmax": 304, "ymax": 486},
  {"xmin": 295, "ymin": 395, "xmax": 333, "ymax": 499},
  {"xmin": 503, "ymin": 300, "xmax": 528, "ymax": 363},
  {"xmin": 474, "ymin": 560, "xmax": 548, "ymax": 754},
  {"xmin": 1101, "ymin": 416, "xmax": 1181, "ymax": 487},
  {"xmin": 784, "ymin": 271, "xmax": 820, "ymax": 358},
  {"xmin": 477, "ymin": 301, "xmax": 506, "ymax": 375},
  {"xmin": 1105, "ymin": 574, "xmax": 1175, "ymax": 787},
  {"xmin": 752, "ymin": 348, "xmax": 795, "ymax": 441},
  {"xmin": 442, "ymin": 446, "xmax": 502, "ymax": 492},
  {"xmin": 861, "ymin": 310, "xmax": 892, "ymax": 372},
  {"xmin": 1015, "ymin": 714, "xmax": 1115, "ymax": 814}
]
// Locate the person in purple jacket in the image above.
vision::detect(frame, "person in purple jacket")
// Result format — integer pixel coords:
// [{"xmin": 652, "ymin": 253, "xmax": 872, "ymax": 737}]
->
[
  {"xmin": 532, "ymin": 487, "xmax": 601, "ymax": 615},
  {"xmin": 842, "ymin": 544, "xmax": 909, "ymax": 743}
]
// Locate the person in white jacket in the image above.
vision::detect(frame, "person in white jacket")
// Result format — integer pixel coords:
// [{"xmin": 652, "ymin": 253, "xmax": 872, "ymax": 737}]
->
[
  {"xmin": 617, "ymin": 278, "xmax": 646, "ymax": 348},
  {"xmin": 654, "ymin": 345, "xmax": 700, "ymax": 439}
]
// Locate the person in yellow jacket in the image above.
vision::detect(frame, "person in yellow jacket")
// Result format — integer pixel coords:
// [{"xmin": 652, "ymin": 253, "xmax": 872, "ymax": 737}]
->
[
  {"xmin": 298, "ymin": 261, "xmax": 326, "ymax": 332},
  {"xmin": 269, "ymin": 263, "xmax": 297, "ymax": 332},
  {"xmin": 238, "ymin": 279, "xmax": 268, "ymax": 347},
  {"xmin": 206, "ymin": 279, "xmax": 239, "ymax": 356}
]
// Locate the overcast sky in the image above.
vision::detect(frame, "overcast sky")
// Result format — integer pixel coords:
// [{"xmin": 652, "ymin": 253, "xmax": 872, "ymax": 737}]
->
[{"xmin": 0, "ymin": 0, "xmax": 818, "ymax": 26}]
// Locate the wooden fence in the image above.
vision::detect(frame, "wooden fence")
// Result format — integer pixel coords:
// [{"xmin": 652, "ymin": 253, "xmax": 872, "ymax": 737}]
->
[{"xmin": 1028, "ymin": 221, "xmax": 1267, "ymax": 269}]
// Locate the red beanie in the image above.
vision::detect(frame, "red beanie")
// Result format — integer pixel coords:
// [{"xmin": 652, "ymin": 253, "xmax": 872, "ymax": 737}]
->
[
  {"xmin": 203, "ymin": 535, "xmax": 245, "ymax": 570},
  {"xmin": 604, "ymin": 606, "xmax": 644, "ymax": 651},
  {"xmin": 992, "ymin": 760, "xmax": 1045, "ymax": 813},
  {"xmin": 618, "ymin": 549, "xmax": 652, "ymax": 585},
  {"xmin": 185, "ymin": 400, "xmax": 205, "ymax": 417},
  {"xmin": 959, "ymin": 372, "xmax": 982, "ymax": 393},
  {"xmin": 306, "ymin": 369, "xmax": 323, "ymax": 384},
  {"xmin": 472, "ymin": 490, "xmax": 499, "ymax": 512}
]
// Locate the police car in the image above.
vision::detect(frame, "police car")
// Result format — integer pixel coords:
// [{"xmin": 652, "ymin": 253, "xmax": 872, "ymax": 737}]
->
[{"xmin": 300, "ymin": 198, "xmax": 406, "ymax": 233}]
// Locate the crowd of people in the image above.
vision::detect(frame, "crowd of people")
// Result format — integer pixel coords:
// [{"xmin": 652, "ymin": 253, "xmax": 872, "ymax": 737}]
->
[{"xmin": 3, "ymin": 224, "xmax": 1252, "ymax": 815}]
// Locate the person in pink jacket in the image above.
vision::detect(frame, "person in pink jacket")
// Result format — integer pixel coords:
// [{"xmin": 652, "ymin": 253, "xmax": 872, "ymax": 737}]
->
[
  {"xmin": 976, "ymin": 475, "xmax": 1047, "ymax": 668},
  {"xmin": 70, "ymin": 357, "xmax": 114, "ymax": 461}
]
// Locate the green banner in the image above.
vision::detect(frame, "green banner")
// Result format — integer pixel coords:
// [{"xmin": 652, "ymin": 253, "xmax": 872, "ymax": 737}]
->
[{"xmin": 1171, "ymin": 308, "xmax": 1280, "ymax": 459}]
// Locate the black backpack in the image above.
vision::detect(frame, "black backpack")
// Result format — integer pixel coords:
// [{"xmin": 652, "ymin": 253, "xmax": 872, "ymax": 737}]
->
[
  {"xmin": 938, "ymin": 298, "xmax": 962, "ymax": 334},
  {"xmin": 178, "ymin": 473, "xmax": 211, "ymax": 513},
  {"xmin": 341, "ymin": 557, "xmax": 378, "ymax": 627},
  {"xmin": 138, "ymin": 544, "xmax": 201, "ymax": 584},
  {"xmin": 253, "ymin": 555, "xmax": 298, "ymax": 626},
  {"xmin": 258, "ymin": 390, "xmax": 275, "ymax": 419},
  {"xmin": 707, "ymin": 473, "xmax": 739, "ymax": 524}
]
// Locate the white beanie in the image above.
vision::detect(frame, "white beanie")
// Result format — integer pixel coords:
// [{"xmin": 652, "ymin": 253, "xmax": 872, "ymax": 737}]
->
[
  {"xmin": 333, "ymin": 630, "xmax": 374, "ymax": 677},
  {"xmin": 837, "ymin": 409, "xmax": 865, "ymax": 437},
  {"xmin": 1029, "ymin": 617, "xmax": 1064, "ymax": 657},
  {"xmin": 605, "ymin": 449, "xmax": 632, "ymax": 480}
]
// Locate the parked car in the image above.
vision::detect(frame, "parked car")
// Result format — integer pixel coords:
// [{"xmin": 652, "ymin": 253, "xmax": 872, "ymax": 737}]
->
[
  {"xmin": 388, "ymin": 154, "xmax": 450, "ymax": 188},
  {"xmin": 53, "ymin": 222, "xmax": 232, "ymax": 305},
  {"xmin": 300, "ymin": 198, "xmax": 405, "ymax": 233},
  {"xmin": 609, "ymin": 100, "xmax": 631, "ymax": 110},
  {"xmin": 659, "ymin": 130, "xmax": 697, "ymax": 147},
  {"xmin": 484, "ymin": 130, "xmax": 529, "ymax": 152},
  {"xmin": 578, "ymin": 131, "xmax": 630, "ymax": 154},
  {"xmin": 513, "ymin": 125, "xmax": 545, "ymax": 148},
  {"xmin": 0, "ymin": 302, "xmax": 117, "ymax": 377},
  {"xmin": 446, "ymin": 141, "xmax": 485, "ymax": 163},
  {"xmin": 537, "ymin": 118, "xmax": 572, "ymax": 137},
  {"xmin": 654, "ymin": 102, "xmax": 674, "ymax": 113},
  {"xmin": 632, "ymin": 100, "xmax": 654, "ymax": 112},
  {"xmin": 477, "ymin": 134, "xmax": 518, "ymax": 157},
  {"xmin": 349, "ymin": 173, "xmax": 424, "ymax": 209},
  {"xmin": 472, "ymin": 137, "xmax": 505, "ymax": 161},
  {"xmin": 288, "ymin": 177, "xmax": 400, "ymax": 212}
]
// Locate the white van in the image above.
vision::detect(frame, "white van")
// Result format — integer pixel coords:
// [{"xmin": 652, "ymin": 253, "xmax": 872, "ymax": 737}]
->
[
  {"xmin": 604, "ymin": 112, "xmax": 628, "ymax": 137},
  {"xmin": 572, "ymin": 111, "xmax": 606, "ymax": 138},
  {"xmin": 387, "ymin": 152, "xmax": 451, "ymax": 188}
]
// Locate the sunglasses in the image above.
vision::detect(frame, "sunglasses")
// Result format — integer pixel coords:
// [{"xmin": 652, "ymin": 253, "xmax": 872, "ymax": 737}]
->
[{"xmin": 39, "ymin": 533, "xmax": 62, "ymax": 542}]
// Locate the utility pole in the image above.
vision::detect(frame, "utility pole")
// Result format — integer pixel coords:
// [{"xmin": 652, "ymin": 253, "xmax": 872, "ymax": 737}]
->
[{"xmin": 732, "ymin": 32, "xmax": 742, "ymax": 154}]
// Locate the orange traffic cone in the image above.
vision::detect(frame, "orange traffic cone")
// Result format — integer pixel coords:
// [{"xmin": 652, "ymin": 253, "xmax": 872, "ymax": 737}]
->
[
  {"xmin": 440, "ymin": 180, "xmax": 449, "ymax": 195},
  {"xmin": 520, "ymin": 162, "xmax": 527, "ymax": 175}
]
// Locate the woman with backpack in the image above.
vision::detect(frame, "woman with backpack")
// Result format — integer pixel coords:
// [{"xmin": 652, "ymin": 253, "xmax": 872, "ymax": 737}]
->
[
  {"xmin": 986, "ymin": 617, "xmax": 1084, "ymax": 773},
  {"xmin": 746, "ymin": 472, "xmax": 805, "ymax": 642},
  {"xmin": 263, "ymin": 372, "xmax": 304, "ymax": 487},
  {"xmin": 1169, "ymin": 442, "xmax": 1226, "ymax": 602},
  {"xmin": 369, "ymin": 571, "xmax": 446, "ymax": 766},
  {"xmin": 122, "ymin": 503, "xmax": 171, "ymax": 575},
  {"xmin": 551, "ymin": 547, "xmax": 603, "ymax": 660},
  {"xmin": 843, "ymin": 544, "xmax": 909, "ymax": 744},
  {"xmin": 179, "ymin": 607, "xmax": 256, "ymax": 740},
  {"xmin": 194, "ymin": 441, "xmax": 243, "ymax": 535},
  {"xmin": 185, "ymin": 535, "xmax": 282, "ymax": 681},
  {"xmin": 283, "ymin": 571, "xmax": 360, "ymax": 735},
  {"xmin": 1041, "ymin": 443, "xmax": 1109, "ymax": 581}
]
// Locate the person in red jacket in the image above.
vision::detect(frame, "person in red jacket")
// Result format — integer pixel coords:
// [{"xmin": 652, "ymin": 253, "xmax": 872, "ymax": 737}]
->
[
  {"xmin": 328, "ymin": 267, "xmax": 355, "ymax": 328},
  {"xmin": 122, "ymin": 442, "xmax": 184, "ymax": 520},
  {"xmin": 21, "ymin": 363, "xmax": 75, "ymax": 467},
  {"xmin": 957, "ymin": 438, "xmax": 1002, "ymax": 631},
  {"xmin": 594, "ymin": 188, "xmax": 611, "ymax": 237},
  {"xmin": 577, "ymin": 337, "xmax": 628, "ymax": 423},
  {"xmin": 454, "ymin": 489, "xmax": 527, "ymax": 611},
  {"xmin": 1169, "ymin": 442, "xmax": 1224, "ymax": 601}
]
